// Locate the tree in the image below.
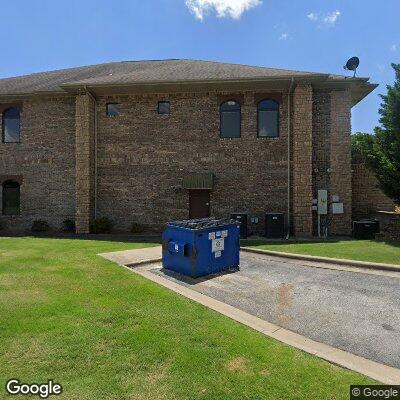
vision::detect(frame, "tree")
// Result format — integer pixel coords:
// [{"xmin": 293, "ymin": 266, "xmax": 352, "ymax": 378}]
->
[{"xmin": 353, "ymin": 64, "xmax": 400, "ymax": 205}]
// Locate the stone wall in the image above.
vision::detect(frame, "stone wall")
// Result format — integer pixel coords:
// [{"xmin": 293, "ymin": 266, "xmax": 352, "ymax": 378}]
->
[
  {"xmin": 329, "ymin": 90, "xmax": 352, "ymax": 235},
  {"xmin": 310, "ymin": 89, "xmax": 353, "ymax": 236},
  {"xmin": 0, "ymin": 85, "xmax": 357, "ymax": 236},
  {"xmin": 292, "ymin": 84, "xmax": 313, "ymax": 237},
  {"xmin": 312, "ymin": 90, "xmax": 331, "ymax": 235},
  {"xmin": 95, "ymin": 90, "xmax": 290, "ymax": 233},
  {"xmin": 0, "ymin": 96, "xmax": 76, "ymax": 232},
  {"xmin": 375, "ymin": 211, "xmax": 400, "ymax": 240},
  {"xmin": 75, "ymin": 93, "xmax": 95, "ymax": 234},
  {"xmin": 352, "ymin": 155, "xmax": 395, "ymax": 219}
]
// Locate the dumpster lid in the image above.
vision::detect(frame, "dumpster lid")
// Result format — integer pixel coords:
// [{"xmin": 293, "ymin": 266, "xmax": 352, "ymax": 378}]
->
[{"xmin": 167, "ymin": 217, "xmax": 239, "ymax": 230}]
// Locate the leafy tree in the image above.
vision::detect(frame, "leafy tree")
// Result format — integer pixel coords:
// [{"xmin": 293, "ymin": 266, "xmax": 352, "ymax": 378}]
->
[
  {"xmin": 351, "ymin": 132, "xmax": 375, "ymax": 159},
  {"xmin": 353, "ymin": 64, "xmax": 400, "ymax": 205}
]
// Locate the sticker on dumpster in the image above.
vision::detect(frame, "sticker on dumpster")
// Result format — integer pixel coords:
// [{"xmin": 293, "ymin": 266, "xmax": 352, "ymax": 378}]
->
[
  {"xmin": 221, "ymin": 230, "xmax": 228, "ymax": 238},
  {"xmin": 216, "ymin": 231, "xmax": 221, "ymax": 237},
  {"xmin": 174, "ymin": 243, "xmax": 179, "ymax": 252},
  {"xmin": 214, "ymin": 250, "xmax": 222, "ymax": 258},
  {"xmin": 212, "ymin": 238, "xmax": 224, "ymax": 253},
  {"xmin": 208, "ymin": 232, "xmax": 216, "ymax": 240}
]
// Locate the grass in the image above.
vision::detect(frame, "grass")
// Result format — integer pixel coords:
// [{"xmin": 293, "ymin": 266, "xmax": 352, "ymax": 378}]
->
[
  {"xmin": 243, "ymin": 239, "xmax": 400, "ymax": 265},
  {"xmin": 0, "ymin": 237, "xmax": 375, "ymax": 399}
]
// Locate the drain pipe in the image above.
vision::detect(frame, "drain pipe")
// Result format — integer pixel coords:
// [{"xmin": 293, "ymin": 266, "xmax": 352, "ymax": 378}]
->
[
  {"xmin": 286, "ymin": 78, "xmax": 295, "ymax": 239},
  {"xmin": 84, "ymin": 86, "xmax": 98, "ymax": 219}
]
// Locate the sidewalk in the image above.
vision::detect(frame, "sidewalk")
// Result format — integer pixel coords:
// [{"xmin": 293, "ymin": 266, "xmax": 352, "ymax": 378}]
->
[{"xmin": 99, "ymin": 245, "xmax": 162, "ymax": 266}]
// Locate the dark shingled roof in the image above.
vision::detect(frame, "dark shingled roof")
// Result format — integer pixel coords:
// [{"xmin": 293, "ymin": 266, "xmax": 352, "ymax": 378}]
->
[{"xmin": 0, "ymin": 59, "xmax": 338, "ymax": 95}]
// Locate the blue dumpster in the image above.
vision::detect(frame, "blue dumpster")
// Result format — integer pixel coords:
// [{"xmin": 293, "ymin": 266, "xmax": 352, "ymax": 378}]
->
[{"xmin": 162, "ymin": 218, "xmax": 240, "ymax": 278}]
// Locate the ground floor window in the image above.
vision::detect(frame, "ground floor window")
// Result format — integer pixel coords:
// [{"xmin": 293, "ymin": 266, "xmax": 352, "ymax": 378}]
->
[{"xmin": 2, "ymin": 180, "xmax": 20, "ymax": 215}]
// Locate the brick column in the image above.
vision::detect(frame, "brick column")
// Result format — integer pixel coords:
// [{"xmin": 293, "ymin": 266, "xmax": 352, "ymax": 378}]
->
[
  {"xmin": 75, "ymin": 93, "xmax": 95, "ymax": 234},
  {"xmin": 329, "ymin": 90, "xmax": 352, "ymax": 235},
  {"xmin": 292, "ymin": 84, "xmax": 313, "ymax": 237}
]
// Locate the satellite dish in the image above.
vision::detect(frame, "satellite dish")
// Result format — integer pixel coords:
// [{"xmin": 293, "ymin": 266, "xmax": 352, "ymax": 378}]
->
[{"xmin": 343, "ymin": 56, "xmax": 360, "ymax": 77}]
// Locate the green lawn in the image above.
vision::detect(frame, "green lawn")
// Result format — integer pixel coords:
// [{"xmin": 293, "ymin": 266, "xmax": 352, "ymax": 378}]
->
[
  {"xmin": 243, "ymin": 239, "xmax": 400, "ymax": 265},
  {"xmin": 0, "ymin": 237, "xmax": 374, "ymax": 399}
]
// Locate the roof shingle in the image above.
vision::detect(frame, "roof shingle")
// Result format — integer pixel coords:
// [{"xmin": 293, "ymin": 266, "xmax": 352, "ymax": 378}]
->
[{"xmin": 0, "ymin": 59, "xmax": 335, "ymax": 95}]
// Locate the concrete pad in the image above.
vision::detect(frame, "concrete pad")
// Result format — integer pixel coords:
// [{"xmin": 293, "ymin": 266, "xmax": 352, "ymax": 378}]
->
[
  {"xmin": 99, "ymin": 247, "xmax": 400, "ymax": 384},
  {"xmin": 99, "ymin": 245, "xmax": 162, "ymax": 266},
  {"xmin": 129, "ymin": 262, "xmax": 400, "ymax": 385}
]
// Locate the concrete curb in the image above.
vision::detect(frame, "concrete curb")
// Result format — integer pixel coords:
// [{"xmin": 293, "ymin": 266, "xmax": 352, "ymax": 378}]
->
[
  {"xmin": 123, "ymin": 261, "xmax": 400, "ymax": 385},
  {"xmin": 241, "ymin": 247, "xmax": 400, "ymax": 273}
]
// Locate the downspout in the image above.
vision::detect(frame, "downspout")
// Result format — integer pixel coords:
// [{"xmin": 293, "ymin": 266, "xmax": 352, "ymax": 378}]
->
[
  {"xmin": 84, "ymin": 86, "xmax": 98, "ymax": 219},
  {"xmin": 286, "ymin": 78, "xmax": 295, "ymax": 239}
]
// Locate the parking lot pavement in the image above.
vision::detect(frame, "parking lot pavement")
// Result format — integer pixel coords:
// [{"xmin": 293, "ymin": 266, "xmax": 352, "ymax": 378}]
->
[{"xmin": 152, "ymin": 252, "xmax": 400, "ymax": 369}]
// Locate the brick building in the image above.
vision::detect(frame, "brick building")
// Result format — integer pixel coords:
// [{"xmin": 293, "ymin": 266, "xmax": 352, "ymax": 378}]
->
[{"xmin": 0, "ymin": 60, "xmax": 377, "ymax": 236}]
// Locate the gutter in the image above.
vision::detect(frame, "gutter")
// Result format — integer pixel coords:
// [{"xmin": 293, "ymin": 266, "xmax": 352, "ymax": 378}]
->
[
  {"xmin": 60, "ymin": 74, "xmax": 330, "ymax": 90},
  {"xmin": 286, "ymin": 78, "xmax": 295, "ymax": 239},
  {"xmin": 84, "ymin": 86, "xmax": 98, "ymax": 219}
]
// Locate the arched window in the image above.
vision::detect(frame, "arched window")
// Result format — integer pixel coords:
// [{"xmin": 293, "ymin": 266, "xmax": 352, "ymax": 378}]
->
[
  {"xmin": 257, "ymin": 99, "xmax": 279, "ymax": 137},
  {"xmin": 2, "ymin": 180, "xmax": 20, "ymax": 215},
  {"xmin": 2, "ymin": 107, "xmax": 21, "ymax": 143},
  {"xmin": 220, "ymin": 100, "xmax": 241, "ymax": 138}
]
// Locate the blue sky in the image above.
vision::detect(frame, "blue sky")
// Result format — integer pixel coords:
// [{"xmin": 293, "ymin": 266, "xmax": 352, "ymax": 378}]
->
[{"xmin": 0, "ymin": 0, "xmax": 398, "ymax": 133}]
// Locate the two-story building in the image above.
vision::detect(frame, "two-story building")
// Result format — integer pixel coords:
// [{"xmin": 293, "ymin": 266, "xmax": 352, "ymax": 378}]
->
[{"xmin": 0, "ymin": 59, "xmax": 376, "ymax": 236}]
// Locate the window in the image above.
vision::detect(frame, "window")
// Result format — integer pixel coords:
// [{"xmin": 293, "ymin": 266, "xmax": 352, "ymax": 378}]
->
[
  {"xmin": 2, "ymin": 107, "xmax": 21, "ymax": 143},
  {"xmin": 2, "ymin": 180, "xmax": 20, "ymax": 215},
  {"xmin": 106, "ymin": 103, "xmax": 119, "ymax": 117},
  {"xmin": 158, "ymin": 101, "xmax": 170, "ymax": 115},
  {"xmin": 220, "ymin": 100, "xmax": 241, "ymax": 138},
  {"xmin": 257, "ymin": 99, "xmax": 279, "ymax": 137}
]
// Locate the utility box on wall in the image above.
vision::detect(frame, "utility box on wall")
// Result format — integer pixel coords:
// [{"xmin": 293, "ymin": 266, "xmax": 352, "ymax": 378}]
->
[
  {"xmin": 332, "ymin": 202, "xmax": 344, "ymax": 214},
  {"xmin": 317, "ymin": 190, "xmax": 328, "ymax": 215}
]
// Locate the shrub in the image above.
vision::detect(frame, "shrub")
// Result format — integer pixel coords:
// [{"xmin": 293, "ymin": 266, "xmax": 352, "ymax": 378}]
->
[
  {"xmin": 31, "ymin": 220, "xmax": 50, "ymax": 232},
  {"xmin": 0, "ymin": 220, "xmax": 5, "ymax": 231},
  {"xmin": 130, "ymin": 222, "xmax": 145, "ymax": 234},
  {"xmin": 90, "ymin": 217, "xmax": 112, "ymax": 234},
  {"xmin": 63, "ymin": 219, "xmax": 75, "ymax": 233}
]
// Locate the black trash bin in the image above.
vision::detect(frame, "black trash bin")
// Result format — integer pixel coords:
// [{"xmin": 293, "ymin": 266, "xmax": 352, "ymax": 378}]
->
[
  {"xmin": 265, "ymin": 213, "xmax": 285, "ymax": 238},
  {"xmin": 353, "ymin": 220, "xmax": 379, "ymax": 240},
  {"xmin": 230, "ymin": 213, "xmax": 248, "ymax": 239}
]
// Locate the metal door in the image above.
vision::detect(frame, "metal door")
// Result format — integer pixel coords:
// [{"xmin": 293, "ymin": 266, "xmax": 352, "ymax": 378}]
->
[{"xmin": 189, "ymin": 190, "xmax": 210, "ymax": 219}]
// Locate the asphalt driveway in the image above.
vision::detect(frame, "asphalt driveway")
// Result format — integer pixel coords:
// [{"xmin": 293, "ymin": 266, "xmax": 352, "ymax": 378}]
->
[{"xmin": 152, "ymin": 252, "xmax": 400, "ymax": 369}]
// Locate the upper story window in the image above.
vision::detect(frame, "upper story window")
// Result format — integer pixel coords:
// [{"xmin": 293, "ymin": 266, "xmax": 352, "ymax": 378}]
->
[
  {"xmin": 220, "ymin": 100, "xmax": 241, "ymax": 138},
  {"xmin": 158, "ymin": 101, "xmax": 170, "ymax": 115},
  {"xmin": 257, "ymin": 99, "xmax": 279, "ymax": 138},
  {"xmin": 106, "ymin": 103, "xmax": 119, "ymax": 117},
  {"xmin": 2, "ymin": 180, "xmax": 20, "ymax": 215},
  {"xmin": 2, "ymin": 107, "xmax": 21, "ymax": 143}
]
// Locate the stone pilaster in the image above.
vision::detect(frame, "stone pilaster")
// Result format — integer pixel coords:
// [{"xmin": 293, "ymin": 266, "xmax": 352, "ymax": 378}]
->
[
  {"xmin": 292, "ymin": 84, "xmax": 313, "ymax": 237},
  {"xmin": 329, "ymin": 90, "xmax": 352, "ymax": 235},
  {"xmin": 75, "ymin": 93, "xmax": 95, "ymax": 234}
]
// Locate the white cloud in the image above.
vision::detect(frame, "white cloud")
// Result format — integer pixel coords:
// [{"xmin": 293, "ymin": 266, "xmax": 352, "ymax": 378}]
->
[
  {"xmin": 307, "ymin": 12, "xmax": 318, "ymax": 21},
  {"xmin": 279, "ymin": 33, "xmax": 290, "ymax": 40},
  {"xmin": 185, "ymin": 0, "xmax": 262, "ymax": 21},
  {"xmin": 323, "ymin": 10, "xmax": 341, "ymax": 25},
  {"xmin": 390, "ymin": 44, "xmax": 397, "ymax": 52},
  {"xmin": 307, "ymin": 10, "xmax": 341, "ymax": 27}
]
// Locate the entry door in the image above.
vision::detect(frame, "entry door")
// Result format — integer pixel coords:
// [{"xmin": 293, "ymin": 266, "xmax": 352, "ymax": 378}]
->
[{"xmin": 189, "ymin": 190, "xmax": 210, "ymax": 219}]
